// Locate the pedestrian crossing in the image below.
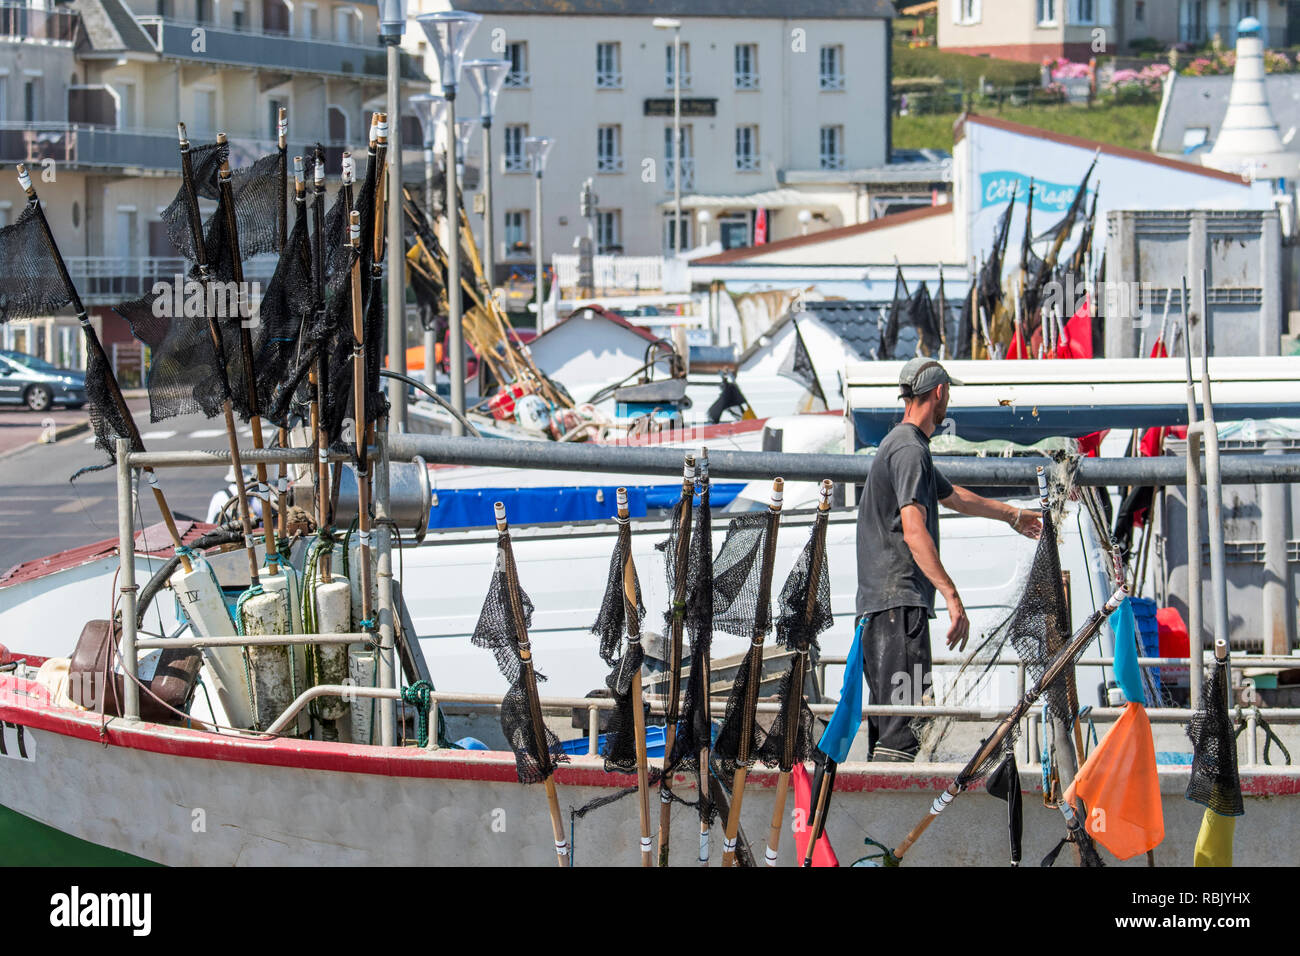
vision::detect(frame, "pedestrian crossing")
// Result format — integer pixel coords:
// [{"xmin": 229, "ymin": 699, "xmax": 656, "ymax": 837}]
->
[{"xmin": 84, "ymin": 426, "xmax": 255, "ymax": 445}]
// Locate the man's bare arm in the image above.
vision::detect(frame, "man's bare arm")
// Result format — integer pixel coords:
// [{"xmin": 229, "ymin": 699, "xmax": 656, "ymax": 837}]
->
[
  {"xmin": 941, "ymin": 485, "xmax": 1042, "ymax": 539},
  {"xmin": 900, "ymin": 503, "xmax": 969, "ymax": 650}
]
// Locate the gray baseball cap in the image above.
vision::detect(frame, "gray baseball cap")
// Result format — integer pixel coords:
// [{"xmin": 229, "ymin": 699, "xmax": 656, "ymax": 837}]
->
[{"xmin": 898, "ymin": 358, "xmax": 960, "ymax": 398}]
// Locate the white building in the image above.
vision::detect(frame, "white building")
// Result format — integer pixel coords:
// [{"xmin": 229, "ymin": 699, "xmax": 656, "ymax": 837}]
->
[{"xmin": 409, "ymin": 0, "xmax": 895, "ymax": 272}]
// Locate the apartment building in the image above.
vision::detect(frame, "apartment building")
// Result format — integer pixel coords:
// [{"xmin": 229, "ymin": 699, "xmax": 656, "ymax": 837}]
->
[
  {"xmin": 409, "ymin": 0, "xmax": 895, "ymax": 267},
  {"xmin": 939, "ymin": 1, "xmax": 1291, "ymax": 61},
  {"xmin": 1, "ymin": 0, "xmax": 424, "ymax": 367}
]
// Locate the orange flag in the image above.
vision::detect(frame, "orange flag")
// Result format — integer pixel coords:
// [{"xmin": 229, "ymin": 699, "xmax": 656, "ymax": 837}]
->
[{"xmin": 1064, "ymin": 702, "xmax": 1164, "ymax": 861}]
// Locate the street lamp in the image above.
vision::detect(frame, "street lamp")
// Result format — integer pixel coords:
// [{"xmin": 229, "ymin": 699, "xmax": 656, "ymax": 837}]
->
[
  {"xmin": 417, "ymin": 9, "xmax": 482, "ymax": 435},
  {"xmin": 464, "ymin": 57, "xmax": 510, "ymax": 303},
  {"xmin": 454, "ymin": 116, "xmax": 477, "ymax": 181},
  {"xmin": 409, "ymin": 92, "xmax": 446, "ymax": 390},
  {"xmin": 378, "ymin": 0, "xmax": 408, "ymax": 435},
  {"xmin": 524, "ymin": 135, "xmax": 553, "ymax": 331},
  {"xmin": 654, "ymin": 17, "xmax": 683, "ymax": 256}
]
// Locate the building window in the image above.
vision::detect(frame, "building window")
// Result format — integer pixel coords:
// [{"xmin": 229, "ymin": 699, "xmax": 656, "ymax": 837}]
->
[
  {"xmin": 819, "ymin": 45, "xmax": 845, "ymax": 91},
  {"xmin": 231, "ymin": 0, "xmax": 247, "ymax": 31},
  {"xmin": 302, "ymin": 3, "xmax": 317, "ymax": 38},
  {"xmin": 505, "ymin": 42, "xmax": 529, "ymax": 88},
  {"xmin": 1237, "ymin": 1, "xmax": 1256, "ymax": 20},
  {"xmin": 596, "ymin": 209, "xmax": 621, "ymax": 254},
  {"xmin": 334, "ymin": 7, "xmax": 358, "ymax": 44},
  {"xmin": 819, "ymin": 125, "xmax": 844, "ymax": 170},
  {"xmin": 267, "ymin": 97, "xmax": 286, "ymax": 140},
  {"xmin": 734, "ymin": 43, "xmax": 758, "ymax": 90},
  {"xmin": 1037, "ymin": 0, "xmax": 1057, "ymax": 25},
  {"xmin": 23, "ymin": 77, "xmax": 40, "ymax": 123},
  {"xmin": 1135, "ymin": 0, "xmax": 1145, "ymax": 22},
  {"xmin": 597, "ymin": 124, "xmax": 623, "ymax": 173},
  {"xmin": 735, "ymin": 124, "xmax": 759, "ymax": 172},
  {"xmin": 955, "ymin": 0, "xmax": 981, "ymax": 24},
  {"xmin": 1180, "ymin": 0, "xmax": 1205, "ymax": 43},
  {"xmin": 665, "ymin": 42, "xmax": 691, "ymax": 89},
  {"xmin": 1074, "ymin": 0, "xmax": 1094, "ymax": 24},
  {"xmin": 596, "ymin": 42, "xmax": 622, "ymax": 89},
  {"xmin": 195, "ymin": 0, "xmax": 210, "ymax": 24},
  {"xmin": 664, "ymin": 125, "xmax": 693, "ymax": 190},
  {"xmin": 503, "ymin": 124, "xmax": 529, "ymax": 172},
  {"xmin": 504, "ymin": 209, "xmax": 530, "ymax": 256},
  {"xmin": 663, "ymin": 211, "xmax": 689, "ymax": 253}
]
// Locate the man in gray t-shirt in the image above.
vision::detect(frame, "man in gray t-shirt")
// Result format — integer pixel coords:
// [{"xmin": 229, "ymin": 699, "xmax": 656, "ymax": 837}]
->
[{"xmin": 855, "ymin": 358, "xmax": 1041, "ymax": 761}]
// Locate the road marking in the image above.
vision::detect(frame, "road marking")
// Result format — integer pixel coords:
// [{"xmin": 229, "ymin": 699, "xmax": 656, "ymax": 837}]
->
[
  {"xmin": 53, "ymin": 498, "xmax": 101, "ymax": 513},
  {"xmin": 83, "ymin": 436, "xmax": 96, "ymax": 444},
  {"xmin": 191, "ymin": 428, "xmax": 227, "ymax": 438},
  {"xmin": 140, "ymin": 430, "xmax": 177, "ymax": 441}
]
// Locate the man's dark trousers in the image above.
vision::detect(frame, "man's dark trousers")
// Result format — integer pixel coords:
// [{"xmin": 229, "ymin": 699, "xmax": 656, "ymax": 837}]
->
[{"xmin": 861, "ymin": 606, "xmax": 931, "ymax": 761}]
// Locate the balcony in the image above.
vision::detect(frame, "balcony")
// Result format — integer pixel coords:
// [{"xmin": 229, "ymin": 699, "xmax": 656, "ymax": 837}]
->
[
  {"xmin": 137, "ymin": 17, "xmax": 425, "ymax": 81},
  {"xmin": 503, "ymin": 152, "xmax": 530, "ymax": 174},
  {"xmin": 819, "ymin": 73, "xmax": 845, "ymax": 92},
  {"xmin": 664, "ymin": 72, "xmax": 692, "ymax": 90},
  {"xmin": 596, "ymin": 154, "xmax": 624, "ymax": 174},
  {"xmin": 0, "ymin": 3, "xmax": 79, "ymax": 43},
  {"xmin": 664, "ymin": 157, "xmax": 695, "ymax": 191},
  {"xmin": 734, "ymin": 72, "xmax": 760, "ymax": 91},
  {"xmin": 596, "ymin": 71, "xmax": 623, "ymax": 90},
  {"xmin": 66, "ymin": 255, "xmax": 280, "ymax": 305},
  {"xmin": 504, "ymin": 70, "xmax": 530, "ymax": 88}
]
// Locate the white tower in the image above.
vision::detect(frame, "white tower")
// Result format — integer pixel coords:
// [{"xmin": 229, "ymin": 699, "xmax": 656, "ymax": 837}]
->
[{"xmin": 1204, "ymin": 17, "xmax": 1300, "ymax": 180}]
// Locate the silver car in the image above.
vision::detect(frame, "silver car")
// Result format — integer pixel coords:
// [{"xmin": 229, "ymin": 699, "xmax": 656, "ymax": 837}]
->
[{"xmin": 0, "ymin": 350, "xmax": 87, "ymax": 411}]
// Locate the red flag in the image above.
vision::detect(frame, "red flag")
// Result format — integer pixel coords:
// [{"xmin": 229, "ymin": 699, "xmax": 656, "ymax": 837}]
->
[
  {"xmin": 793, "ymin": 763, "xmax": 839, "ymax": 867},
  {"xmin": 1057, "ymin": 298, "xmax": 1094, "ymax": 359},
  {"xmin": 754, "ymin": 208, "xmax": 768, "ymax": 245},
  {"xmin": 1006, "ymin": 325, "xmax": 1028, "ymax": 360},
  {"xmin": 1138, "ymin": 337, "xmax": 1171, "ymax": 459}
]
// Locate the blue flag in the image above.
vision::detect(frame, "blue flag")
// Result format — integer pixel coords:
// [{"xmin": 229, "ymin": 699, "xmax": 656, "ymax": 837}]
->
[
  {"xmin": 1112, "ymin": 598, "xmax": 1147, "ymax": 706},
  {"xmin": 817, "ymin": 617, "xmax": 866, "ymax": 763}
]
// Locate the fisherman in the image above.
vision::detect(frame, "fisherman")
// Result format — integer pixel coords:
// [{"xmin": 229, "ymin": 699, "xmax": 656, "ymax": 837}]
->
[
  {"xmin": 205, "ymin": 466, "xmax": 266, "ymax": 526},
  {"xmin": 856, "ymin": 358, "xmax": 1041, "ymax": 761}
]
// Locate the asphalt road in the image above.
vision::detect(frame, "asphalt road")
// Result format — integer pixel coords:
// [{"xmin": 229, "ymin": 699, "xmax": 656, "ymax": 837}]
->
[{"xmin": 0, "ymin": 399, "xmax": 239, "ymax": 573}]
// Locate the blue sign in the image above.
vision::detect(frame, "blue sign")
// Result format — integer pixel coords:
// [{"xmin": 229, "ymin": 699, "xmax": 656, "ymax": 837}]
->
[{"xmin": 980, "ymin": 171, "xmax": 1086, "ymax": 214}]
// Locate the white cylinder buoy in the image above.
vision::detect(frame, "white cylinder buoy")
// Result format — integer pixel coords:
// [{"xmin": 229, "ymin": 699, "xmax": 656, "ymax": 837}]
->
[
  {"xmin": 170, "ymin": 560, "xmax": 255, "ymax": 730},
  {"xmin": 348, "ymin": 644, "xmax": 378, "ymax": 745},
  {"xmin": 347, "ymin": 534, "xmax": 378, "ymax": 625},
  {"xmin": 240, "ymin": 588, "xmax": 297, "ymax": 732},
  {"xmin": 312, "ymin": 579, "xmax": 353, "ymax": 722},
  {"xmin": 259, "ymin": 564, "xmax": 303, "ymax": 634}
]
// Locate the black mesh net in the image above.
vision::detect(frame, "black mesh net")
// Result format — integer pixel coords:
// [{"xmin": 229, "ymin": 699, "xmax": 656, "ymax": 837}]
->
[
  {"xmin": 601, "ymin": 641, "xmax": 645, "ymax": 775},
  {"xmin": 161, "ymin": 141, "xmax": 226, "ymax": 263},
  {"xmin": 757, "ymin": 517, "xmax": 833, "ymax": 771},
  {"xmin": 590, "ymin": 521, "xmax": 647, "ymax": 774},
  {"xmin": 250, "ymin": 205, "xmax": 314, "ymax": 428},
  {"xmin": 592, "ymin": 523, "xmax": 644, "ymax": 665},
  {"xmin": 472, "ymin": 532, "xmax": 568, "ymax": 785},
  {"xmin": 82, "ymin": 332, "xmax": 141, "ymax": 469},
  {"xmin": 1005, "ymin": 510, "xmax": 1074, "ymax": 724},
  {"xmin": 0, "ymin": 203, "xmax": 74, "ymax": 322},
  {"xmin": 1186, "ymin": 660, "xmax": 1244, "ymax": 817},
  {"xmin": 714, "ymin": 650, "xmax": 765, "ymax": 775},
  {"xmin": 667, "ymin": 484, "xmax": 716, "ymax": 781}
]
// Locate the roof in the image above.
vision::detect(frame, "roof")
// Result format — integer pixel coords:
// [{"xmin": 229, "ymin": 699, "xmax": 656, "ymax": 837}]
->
[
  {"xmin": 1154, "ymin": 72, "xmax": 1300, "ymax": 156},
  {"xmin": 72, "ymin": 0, "xmax": 157, "ymax": 54},
  {"xmin": 692, "ymin": 203, "xmax": 951, "ymax": 265},
  {"xmin": 658, "ymin": 187, "xmax": 843, "ymax": 211},
  {"xmin": 738, "ymin": 300, "xmax": 921, "ymax": 365},
  {"xmin": 0, "ymin": 520, "xmax": 210, "ymax": 588},
  {"xmin": 781, "ymin": 155, "xmax": 952, "ymax": 186},
  {"xmin": 451, "ymin": 0, "xmax": 894, "ymax": 17},
  {"xmin": 532, "ymin": 304, "xmax": 662, "ymax": 346},
  {"xmin": 954, "ymin": 112, "xmax": 1250, "ymax": 185}
]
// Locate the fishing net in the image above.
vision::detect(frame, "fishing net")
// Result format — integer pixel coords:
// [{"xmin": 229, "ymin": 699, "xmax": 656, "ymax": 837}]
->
[
  {"xmin": 907, "ymin": 283, "xmax": 944, "ymax": 358},
  {"xmin": 251, "ymin": 206, "xmax": 314, "ymax": 428},
  {"xmin": 592, "ymin": 524, "xmax": 643, "ymax": 664},
  {"xmin": 1185, "ymin": 661, "xmax": 1244, "ymax": 817},
  {"xmin": 601, "ymin": 640, "xmax": 645, "ymax": 775},
  {"xmin": 880, "ymin": 270, "xmax": 908, "ymax": 360},
  {"xmin": 757, "ymin": 518, "xmax": 833, "ymax": 771},
  {"xmin": 666, "ymin": 483, "xmax": 716, "ymax": 780},
  {"xmin": 589, "ymin": 521, "xmax": 648, "ymax": 774},
  {"xmin": 0, "ymin": 203, "xmax": 75, "ymax": 321},
  {"xmin": 985, "ymin": 749, "xmax": 1023, "ymax": 865},
  {"xmin": 473, "ymin": 532, "xmax": 568, "ymax": 784}
]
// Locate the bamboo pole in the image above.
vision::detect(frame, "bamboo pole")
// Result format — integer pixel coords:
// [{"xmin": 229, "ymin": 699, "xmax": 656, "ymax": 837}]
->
[
  {"xmin": 349, "ymin": 209, "xmax": 375, "ymax": 632},
  {"xmin": 276, "ymin": 108, "xmax": 290, "ymax": 545},
  {"xmin": 215, "ymin": 133, "xmax": 279, "ymax": 571},
  {"xmin": 721, "ymin": 477, "xmax": 785, "ymax": 868},
  {"xmin": 307, "ymin": 147, "xmax": 331, "ymax": 580},
  {"xmin": 696, "ymin": 448, "xmax": 713, "ymax": 867},
  {"xmin": 764, "ymin": 479, "xmax": 832, "ymax": 867},
  {"xmin": 178, "ymin": 126, "xmax": 259, "ymax": 584},
  {"xmin": 13, "ymin": 165, "xmax": 191, "ymax": 572},
  {"xmin": 656, "ymin": 454, "xmax": 696, "ymax": 867},
  {"xmin": 615, "ymin": 488, "xmax": 653, "ymax": 866},
  {"xmin": 495, "ymin": 502, "xmax": 569, "ymax": 867},
  {"xmin": 892, "ymin": 584, "xmax": 1129, "ymax": 863}
]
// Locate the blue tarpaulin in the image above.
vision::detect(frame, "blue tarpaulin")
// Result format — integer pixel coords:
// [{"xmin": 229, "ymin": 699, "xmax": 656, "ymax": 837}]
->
[{"xmin": 426, "ymin": 483, "xmax": 745, "ymax": 530}]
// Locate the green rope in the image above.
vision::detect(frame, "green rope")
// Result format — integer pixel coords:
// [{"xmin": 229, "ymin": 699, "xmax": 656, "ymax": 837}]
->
[{"xmin": 401, "ymin": 680, "xmax": 434, "ymax": 748}]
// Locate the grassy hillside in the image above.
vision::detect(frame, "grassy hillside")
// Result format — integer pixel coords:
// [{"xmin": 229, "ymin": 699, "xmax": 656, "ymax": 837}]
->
[
  {"xmin": 893, "ymin": 101, "xmax": 1161, "ymax": 154},
  {"xmin": 893, "ymin": 43, "xmax": 1042, "ymax": 87}
]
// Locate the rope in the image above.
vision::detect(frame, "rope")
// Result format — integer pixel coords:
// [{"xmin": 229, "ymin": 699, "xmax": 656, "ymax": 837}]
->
[{"xmin": 400, "ymin": 680, "xmax": 434, "ymax": 748}]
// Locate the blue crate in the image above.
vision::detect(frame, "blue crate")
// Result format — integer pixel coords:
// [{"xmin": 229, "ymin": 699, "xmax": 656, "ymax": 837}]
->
[{"xmin": 560, "ymin": 723, "xmax": 670, "ymax": 758}]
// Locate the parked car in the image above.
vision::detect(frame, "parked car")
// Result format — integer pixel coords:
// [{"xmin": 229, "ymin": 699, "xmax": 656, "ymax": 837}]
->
[{"xmin": 0, "ymin": 350, "xmax": 87, "ymax": 411}]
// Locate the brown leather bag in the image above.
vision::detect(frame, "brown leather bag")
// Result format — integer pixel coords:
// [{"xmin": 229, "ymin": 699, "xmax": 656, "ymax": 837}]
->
[{"xmin": 69, "ymin": 620, "xmax": 204, "ymax": 724}]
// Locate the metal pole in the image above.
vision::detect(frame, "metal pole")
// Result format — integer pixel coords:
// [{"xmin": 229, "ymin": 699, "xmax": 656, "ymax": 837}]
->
[
  {"xmin": 534, "ymin": 168, "xmax": 544, "ymax": 330},
  {"xmin": 481, "ymin": 118, "xmax": 495, "ymax": 304},
  {"xmin": 446, "ymin": 89, "xmax": 466, "ymax": 435},
  {"xmin": 1181, "ymin": 278, "xmax": 1203, "ymax": 709},
  {"xmin": 386, "ymin": 40, "xmax": 408, "ymax": 432},
  {"xmin": 1199, "ymin": 271, "xmax": 1231, "ymax": 663},
  {"xmin": 1261, "ymin": 439, "xmax": 1294, "ymax": 655},
  {"xmin": 116, "ymin": 437, "xmax": 140, "ymax": 721},
  {"xmin": 375, "ymin": 428, "xmax": 397, "ymax": 746},
  {"xmin": 423, "ymin": 139, "xmax": 437, "ymax": 391},
  {"xmin": 673, "ymin": 26, "xmax": 681, "ymax": 254}
]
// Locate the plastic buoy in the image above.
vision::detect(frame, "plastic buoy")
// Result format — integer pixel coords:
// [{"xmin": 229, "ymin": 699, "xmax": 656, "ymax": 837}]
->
[
  {"xmin": 348, "ymin": 645, "xmax": 377, "ymax": 745},
  {"xmin": 170, "ymin": 561, "xmax": 255, "ymax": 730},
  {"xmin": 240, "ymin": 588, "xmax": 300, "ymax": 732},
  {"xmin": 312, "ymin": 579, "xmax": 352, "ymax": 722},
  {"xmin": 0, "ymin": 643, "xmax": 10, "ymax": 665}
]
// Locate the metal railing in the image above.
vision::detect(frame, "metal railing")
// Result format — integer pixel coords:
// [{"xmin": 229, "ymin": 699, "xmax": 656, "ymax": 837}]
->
[
  {"xmin": 136, "ymin": 16, "xmax": 426, "ymax": 80},
  {"xmin": 61, "ymin": 255, "xmax": 279, "ymax": 304},
  {"xmin": 0, "ymin": 3, "xmax": 78, "ymax": 42},
  {"xmin": 663, "ymin": 157, "xmax": 694, "ymax": 190},
  {"xmin": 551, "ymin": 253, "xmax": 664, "ymax": 294}
]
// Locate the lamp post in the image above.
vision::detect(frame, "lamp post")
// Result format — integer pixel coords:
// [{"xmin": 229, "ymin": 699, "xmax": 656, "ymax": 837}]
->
[
  {"xmin": 454, "ymin": 116, "xmax": 477, "ymax": 182},
  {"xmin": 654, "ymin": 17, "xmax": 682, "ymax": 255},
  {"xmin": 378, "ymin": 0, "xmax": 408, "ymax": 433},
  {"xmin": 464, "ymin": 57, "xmax": 510, "ymax": 302},
  {"xmin": 418, "ymin": 9, "xmax": 482, "ymax": 435},
  {"xmin": 409, "ymin": 92, "xmax": 446, "ymax": 390},
  {"xmin": 524, "ymin": 134, "xmax": 553, "ymax": 331}
]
